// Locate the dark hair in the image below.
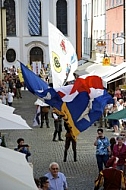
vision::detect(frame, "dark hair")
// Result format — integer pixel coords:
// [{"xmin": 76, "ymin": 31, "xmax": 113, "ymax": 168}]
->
[
  {"xmin": 39, "ymin": 176, "xmax": 49, "ymax": 188},
  {"xmin": 110, "ymin": 137, "xmax": 116, "ymax": 151},
  {"xmin": 97, "ymin": 128, "xmax": 103, "ymax": 133},
  {"xmin": 34, "ymin": 178, "xmax": 40, "ymax": 188},
  {"xmin": 17, "ymin": 138, "xmax": 24, "ymax": 144}
]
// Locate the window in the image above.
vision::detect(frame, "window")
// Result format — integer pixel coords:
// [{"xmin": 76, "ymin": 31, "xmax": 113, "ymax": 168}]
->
[
  {"xmin": 119, "ymin": 0, "xmax": 123, "ymax": 4},
  {"xmin": 94, "ymin": 0, "xmax": 97, "ymax": 16},
  {"xmin": 116, "ymin": 33, "xmax": 119, "ymax": 54},
  {"xmin": 6, "ymin": 49, "xmax": 16, "ymax": 62},
  {"xmin": 120, "ymin": 32, "xmax": 124, "ymax": 55},
  {"xmin": 56, "ymin": 0, "xmax": 67, "ymax": 35},
  {"xmin": 87, "ymin": 3, "xmax": 91, "ymax": 19},
  {"xmin": 112, "ymin": 33, "xmax": 115, "ymax": 53},
  {"xmin": 4, "ymin": 0, "xmax": 16, "ymax": 36},
  {"xmin": 111, "ymin": 0, "xmax": 114, "ymax": 7},
  {"xmin": 116, "ymin": 0, "xmax": 119, "ymax": 5}
]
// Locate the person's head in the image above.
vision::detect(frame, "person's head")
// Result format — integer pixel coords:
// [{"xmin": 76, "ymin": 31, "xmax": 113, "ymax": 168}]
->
[
  {"xmin": 119, "ymin": 99, "xmax": 124, "ymax": 105},
  {"xmin": 122, "ymin": 121, "xmax": 126, "ymax": 127},
  {"xmin": 110, "ymin": 137, "xmax": 116, "ymax": 145},
  {"xmin": 116, "ymin": 136, "xmax": 124, "ymax": 145},
  {"xmin": 17, "ymin": 138, "xmax": 24, "ymax": 145},
  {"xmin": 34, "ymin": 178, "xmax": 41, "ymax": 188},
  {"xmin": 120, "ymin": 130, "xmax": 126, "ymax": 140},
  {"xmin": 39, "ymin": 176, "xmax": 49, "ymax": 189},
  {"xmin": 49, "ymin": 162, "xmax": 59, "ymax": 177},
  {"xmin": 97, "ymin": 128, "xmax": 104, "ymax": 138}
]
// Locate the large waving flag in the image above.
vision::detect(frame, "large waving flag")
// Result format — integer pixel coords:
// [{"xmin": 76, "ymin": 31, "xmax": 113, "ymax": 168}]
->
[
  {"xmin": 21, "ymin": 62, "xmax": 113, "ymax": 140},
  {"xmin": 48, "ymin": 22, "xmax": 78, "ymax": 88},
  {"xmin": 20, "ymin": 63, "xmax": 48, "ymax": 95}
]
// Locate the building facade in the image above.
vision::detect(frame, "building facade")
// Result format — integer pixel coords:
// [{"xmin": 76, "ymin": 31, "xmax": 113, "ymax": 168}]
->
[
  {"xmin": 81, "ymin": 0, "xmax": 106, "ymax": 63},
  {"xmin": 2, "ymin": 0, "xmax": 76, "ymax": 70},
  {"xmin": 106, "ymin": 0, "xmax": 124, "ymax": 65}
]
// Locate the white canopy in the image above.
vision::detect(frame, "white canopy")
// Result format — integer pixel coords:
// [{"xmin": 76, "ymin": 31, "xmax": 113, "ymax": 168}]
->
[
  {"xmin": 0, "ymin": 104, "xmax": 31, "ymax": 130},
  {"xmin": 76, "ymin": 62, "xmax": 126, "ymax": 84},
  {"xmin": 0, "ymin": 146, "xmax": 38, "ymax": 190},
  {"xmin": 104, "ymin": 67, "xmax": 126, "ymax": 83},
  {"xmin": 85, "ymin": 63, "xmax": 115, "ymax": 78}
]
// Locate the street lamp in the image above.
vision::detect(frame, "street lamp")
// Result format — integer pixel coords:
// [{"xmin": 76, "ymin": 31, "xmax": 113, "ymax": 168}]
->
[
  {"xmin": 4, "ymin": 37, "xmax": 9, "ymax": 49},
  {"xmin": 0, "ymin": 4, "xmax": 8, "ymax": 76}
]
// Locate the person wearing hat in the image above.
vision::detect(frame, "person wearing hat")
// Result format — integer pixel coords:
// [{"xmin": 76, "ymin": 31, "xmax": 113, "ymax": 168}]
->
[
  {"xmin": 94, "ymin": 156, "xmax": 125, "ymax": 190},
  {"xmin": 113, "ymin": 135, "xmax": 126, "ymax": 171}
]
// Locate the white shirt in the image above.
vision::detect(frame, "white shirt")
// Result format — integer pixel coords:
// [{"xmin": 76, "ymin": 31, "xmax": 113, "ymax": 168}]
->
[{"xmin": 7, "ymin": 92, "xmax": 14, "ymax": 103}]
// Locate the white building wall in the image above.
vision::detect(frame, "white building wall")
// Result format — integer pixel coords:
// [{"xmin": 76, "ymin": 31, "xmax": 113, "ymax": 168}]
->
[
  {"xmin": 82, "ymin": 0, "xmax": 106, "ymax": 62},
  {"xmin": 82, "ymin": 0, "xmax": 92, "ymax": 60},
  {"xmin": 93, "ymin": 0, "xmax": 106, "ymax": 63},
  {"xmin": 4, "ymin": 0, "xmax": 76, "ymax": 69}
]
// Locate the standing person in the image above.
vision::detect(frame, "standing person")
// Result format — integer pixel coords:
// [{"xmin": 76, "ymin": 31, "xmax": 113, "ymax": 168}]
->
[
  {"xmin": 6, "ymin": 88, "xmax": 14, "ymax": 106},
  {"xmin": 40, "ymin": 105, "xmax": 50, "ymax": 128},
  {"xmin": 110, "ymin": 137, "xmax": 116, "ymax": 154},
  {"xmin": 113, "ymin": 135, "xmax": 126, "ymax": 171},
  {"xmin": 14, "ymin": 138, "xmax": 31, "ymax": 161},
  {"xmin": 45, "ymin": 162, "xmax": 68, "ymax": 190},
  {"xmin": 0, "ymin": 91, "xmax": 7, "ymax": 105},
  {"xmin": 120, "ymin": 130, "xmax": 126, "ymax": 144},
  {"xmin": 52, "ymin": 108, "xmax": 63, "ymax": 141},
  {"xmin": 63, "ymin": 122, "xmax": 77, "ymax": 162},
  {"xmin": 15, "ymin": 77, "xmax": 22, "ymax": 98},
  {"xmin": 94, "ymin": 156, "xmax": 125, "ymax": 190},
  {"xmin": 94, "ymin": 128, "xmax": 111, "ymax": 172}
]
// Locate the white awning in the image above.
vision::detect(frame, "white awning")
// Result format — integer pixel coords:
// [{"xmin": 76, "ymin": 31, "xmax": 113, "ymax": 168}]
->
[
  {"xmin": 85, "ymin": 63, "xmax": 114, "ymax": 78},
  {"xmin": 74, "ymin": 61, "xmax": 126, "ymax": 84},
  {"xmin": 103, "ymin": 62, "xmax": 126, "ymax": 79},
  {"xmin": 104, "ymin": 67, "xmax": 126, "ymax": 83}
]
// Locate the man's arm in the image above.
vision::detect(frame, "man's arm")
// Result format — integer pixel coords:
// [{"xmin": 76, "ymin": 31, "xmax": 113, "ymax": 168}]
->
[{"xmin": 94, "ymin": 137, "xmax": 99, "ymax": 146}]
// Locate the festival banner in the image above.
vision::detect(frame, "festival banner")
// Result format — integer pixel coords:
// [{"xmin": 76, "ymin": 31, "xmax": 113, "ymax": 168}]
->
[{"xmin": 48, "ymin": 22, "xmax": 78, "ymax": 88}]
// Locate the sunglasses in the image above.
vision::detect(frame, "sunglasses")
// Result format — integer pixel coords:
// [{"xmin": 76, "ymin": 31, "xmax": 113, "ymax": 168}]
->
[
  {"xmin": 51, "ymin": 168, "xmax": 59, "ymax": 170},
  {"xmin": 120, "ymin": 134, "xmax": 125, "ymax": 136}
]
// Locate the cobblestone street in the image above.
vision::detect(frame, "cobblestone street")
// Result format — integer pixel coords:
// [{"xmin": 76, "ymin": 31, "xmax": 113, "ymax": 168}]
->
[{"xmin": 3, "ymin": 90, "xmax": 113, "ymax": 190}]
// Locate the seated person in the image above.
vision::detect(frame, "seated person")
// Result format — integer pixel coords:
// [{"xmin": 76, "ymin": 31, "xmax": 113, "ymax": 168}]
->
[
  {"xmin": 94, "ymin": 156, "xmax": 125, "ymax": 190},
  {"xmin": 14, "ymin": 138, "xmax": 31, "ymax": 161}
]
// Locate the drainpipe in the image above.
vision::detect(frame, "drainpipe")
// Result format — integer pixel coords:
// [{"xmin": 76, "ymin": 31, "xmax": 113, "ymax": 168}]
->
[
  {"xmin": 124, "ymin": 0, "xmax": 126, "ymax": 62},
  {"xmin": 90, "ymin": 0, "xmax": 93, "ymax": 59}
]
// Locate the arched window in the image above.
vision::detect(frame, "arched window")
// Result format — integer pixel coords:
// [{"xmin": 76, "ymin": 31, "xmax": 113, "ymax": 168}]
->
[
  {"xmin": 30, "ymin": 47, "xmax": 43, "ymax": 65},
  {"xmin": 56, "ymin": 0, "xmax": 67, "ymax": 35},
  {"xmin": 4, "ymin": 0, "xmax": 16, "ymax": 36}
]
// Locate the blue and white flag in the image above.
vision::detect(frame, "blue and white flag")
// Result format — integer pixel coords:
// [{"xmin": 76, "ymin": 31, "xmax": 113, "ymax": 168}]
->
[
  {"xmin": 28, "ymin": 0, "xmax": 41, "ymax": 35},
  {"xmin": 20, "ymin": 61, "xmax": 113, "ymax": 140},
  {"xmin": 20, "ymin": 63, "xmax": 48, "ymax": 95}
]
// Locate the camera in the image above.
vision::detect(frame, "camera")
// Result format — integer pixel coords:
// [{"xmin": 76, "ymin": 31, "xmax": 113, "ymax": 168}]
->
[{"xmin": 18, "ymin": 144, "xmax": 29, "ymax": 148}]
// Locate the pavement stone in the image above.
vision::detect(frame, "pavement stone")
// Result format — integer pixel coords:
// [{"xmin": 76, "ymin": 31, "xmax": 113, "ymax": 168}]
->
[{"xmin": 3, "ymin": 90, "xmax": 116, "ymax": 190}]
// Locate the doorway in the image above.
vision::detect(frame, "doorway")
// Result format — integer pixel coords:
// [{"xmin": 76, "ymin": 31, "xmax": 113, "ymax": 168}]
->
[{"xmin": 29, "ymin": 47, "xmax": 43, "ymax": 65}]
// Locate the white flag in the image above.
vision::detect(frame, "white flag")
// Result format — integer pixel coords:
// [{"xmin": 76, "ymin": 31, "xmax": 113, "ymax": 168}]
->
[{"xmin": 48, "ymin": 22, "xmax": 78, "ymax": 88}]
